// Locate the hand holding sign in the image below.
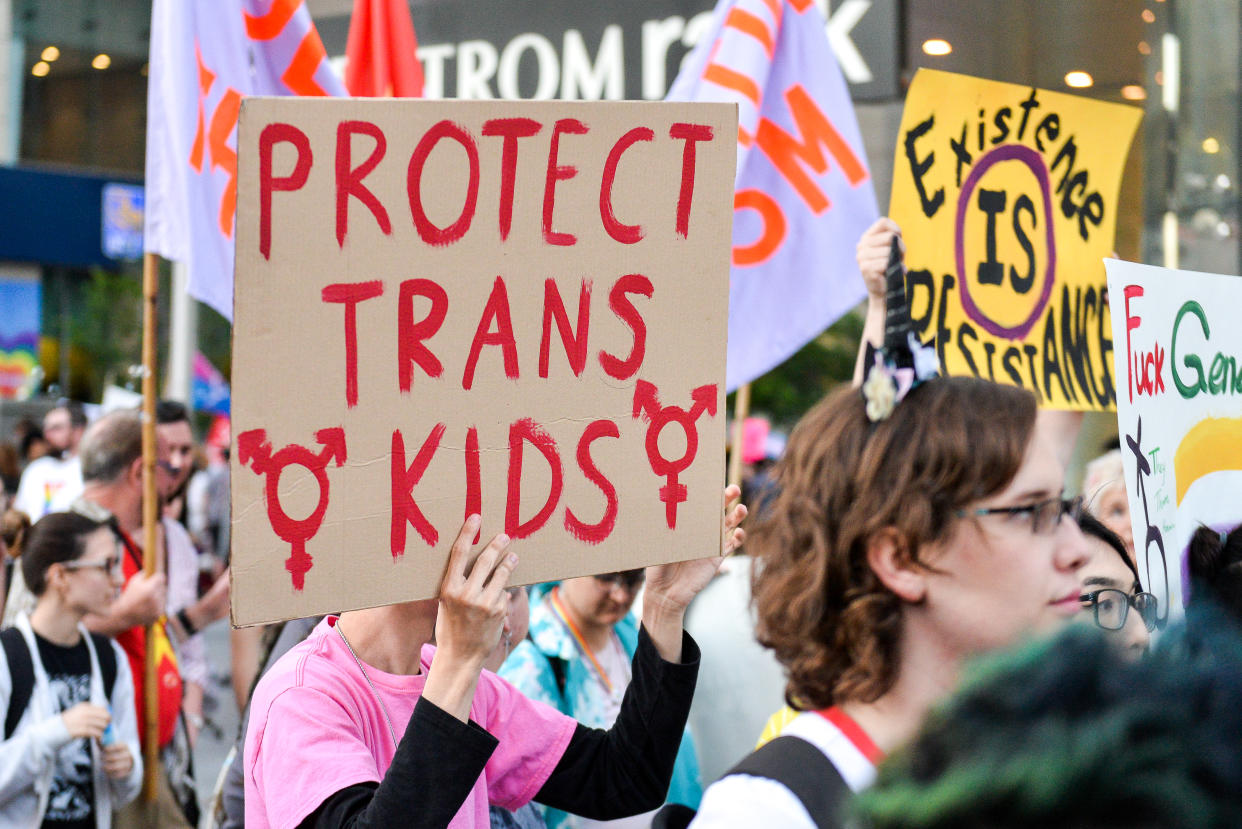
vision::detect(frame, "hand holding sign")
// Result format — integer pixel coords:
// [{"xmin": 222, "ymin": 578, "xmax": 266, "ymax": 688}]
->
[{"xmin": 433, "ymin": 516, "xmax": 518, "ymax": 671}]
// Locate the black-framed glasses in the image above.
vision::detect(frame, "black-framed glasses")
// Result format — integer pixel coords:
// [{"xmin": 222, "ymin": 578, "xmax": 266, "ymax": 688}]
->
[
  {"xmin": 63, "ymin": 553, "xmax": 123, "ymax": 576},
  {"xmin": 1080, "ymin": 588, "xmax": 1159, "ymax": 632},
  {"xmin": 594, "ymin": 570, "xmax": 645, "ymax": 591},
  {"xmin": 956, "ymin": 496, "xmax": 1083, "ymax": 536}
]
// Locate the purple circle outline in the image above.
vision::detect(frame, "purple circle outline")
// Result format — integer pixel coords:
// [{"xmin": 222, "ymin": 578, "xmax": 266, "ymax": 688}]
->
[{"xmin": 954, "ymin": 144, "xmax": 1057, "ymax": 340}]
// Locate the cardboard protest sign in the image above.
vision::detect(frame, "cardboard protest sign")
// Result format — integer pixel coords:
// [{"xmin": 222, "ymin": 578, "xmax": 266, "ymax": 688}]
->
[
  {"xmin": 890, "ymin": 69, "xmax": 1141, "ymax": 411},
  {"xmin": 231, "ymin": 99, "xmax": 737, "ymax": 626},
  {"xmin": 1106, "ymin": 259, "xmax": 1242, "ymax": 624}
]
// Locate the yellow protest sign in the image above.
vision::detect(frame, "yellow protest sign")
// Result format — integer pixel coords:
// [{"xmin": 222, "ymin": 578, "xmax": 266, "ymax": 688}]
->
[{"xmin": 890, "ymin": 69, "xmax": 1141, "ymax": 410}]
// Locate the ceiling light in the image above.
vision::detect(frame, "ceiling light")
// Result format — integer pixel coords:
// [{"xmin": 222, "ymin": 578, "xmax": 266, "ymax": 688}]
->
[
  {"xmin": 1142, "ymin": 9, "xmax": 1155, "ymax": 22},
  {"xmin": 1203, "ymin": 137, "xmax": 1220, "ymax": 154},
  {"xmin": 1064, "ymin": 71, "xmax": 1093, "ymax": 89},
  {"xmin": 1121, "ymin": 84, "xmax": 1147, "ymax": 101},
  {"xmin": 31, "ymin": 61, "xmax": 49, "ymax": 77},
  {"xmin": 92, "ymin": 53, "xmax": 111, "ymax": 70},
  {"xmin": 1138, "ymin": 41, "xmax": 1151, "ymax": 55},
  {"xmin": 922, "ymin": 39, "xmax": 952, "ymax": 57},
  {"xmin": 41, "ymin": 46, "xmax": 59, "ymax": 62}
]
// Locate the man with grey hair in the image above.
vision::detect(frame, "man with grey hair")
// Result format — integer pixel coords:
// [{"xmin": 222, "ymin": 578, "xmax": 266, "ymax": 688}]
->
[
  {"xmin": 76, "ymin": 409, "xmax": 167, "ymax": 634},
  {"xmin": 73, "ymin": 410, "xmax": 194, "ymax": 827}
]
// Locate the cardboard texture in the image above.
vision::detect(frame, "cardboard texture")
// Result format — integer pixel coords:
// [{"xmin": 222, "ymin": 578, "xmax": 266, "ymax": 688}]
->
[
  {"xmin": 231, "ymin": 99, "xmax": 737, "ymax": 626},
  {"xmin": 890, "ymin": 69, "xmax": 1141, "ymax": 411},
  {"xmin": 1105, "ymin": 259, "xmax": 1242, "ymax": 624}
]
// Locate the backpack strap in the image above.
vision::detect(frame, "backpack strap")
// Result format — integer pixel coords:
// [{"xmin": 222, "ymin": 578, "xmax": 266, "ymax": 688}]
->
[
  {"xmin": 724, "ymin": 735, "xmax": 852, "ymax": 829},
  {"xmin": 88, "ymin": 633, "xmax": 118, "ymax": 699},
  {"xmin": 2, "ymin": 627, "xmax": 34, "ymax": 740}
]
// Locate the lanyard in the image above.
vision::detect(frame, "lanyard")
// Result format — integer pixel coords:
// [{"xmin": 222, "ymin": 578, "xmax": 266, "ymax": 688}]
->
[
  {"xmin": 816, "ymin": 706, "xmax": 885, "ymax": 766},
  {"xmin": 548, "ymin": 588, "xmax": 616, "ymax": 695}
]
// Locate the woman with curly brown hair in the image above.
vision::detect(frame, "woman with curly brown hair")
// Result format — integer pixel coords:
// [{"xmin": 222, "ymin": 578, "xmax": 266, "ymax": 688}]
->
[{"xmin": 686, "ymin": 228, "xmax": 1091, "ymax": 829}]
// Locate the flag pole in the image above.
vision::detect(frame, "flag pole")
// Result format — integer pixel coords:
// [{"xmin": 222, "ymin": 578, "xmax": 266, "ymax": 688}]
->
[
  {"xmin": 727, "ymin": 382, "xmax": 751, "ymax": 490},
  {"xmin": 141, "ymin": 250, "xmax": 161, "ymax": 802}
]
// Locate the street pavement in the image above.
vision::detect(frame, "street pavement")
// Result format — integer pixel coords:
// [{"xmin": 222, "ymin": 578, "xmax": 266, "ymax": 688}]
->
[{"xmin": 192, "ymin": 619, "xmax": 241, "ymax": 823}]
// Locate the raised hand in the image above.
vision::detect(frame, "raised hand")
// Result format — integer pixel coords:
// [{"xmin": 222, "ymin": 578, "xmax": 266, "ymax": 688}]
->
[
  {"xmin": 645, "ymin": 485, "xmax": 747, "ymax": 614},
  {"xmin": 856, "ymin": 217, "xmax": 903, "ymax": 301},
  {"xmin": 642, "ymin": 486, "xmax": 747, "ymax": 663}
]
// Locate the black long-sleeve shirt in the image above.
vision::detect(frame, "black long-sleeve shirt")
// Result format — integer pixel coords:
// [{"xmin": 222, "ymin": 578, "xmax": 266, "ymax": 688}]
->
[{"xmin": 299, "ymin": 625, "xmax": 700, "ymax": 828}]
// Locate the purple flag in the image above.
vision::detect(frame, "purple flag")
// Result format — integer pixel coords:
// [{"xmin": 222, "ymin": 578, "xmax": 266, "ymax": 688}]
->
[{"xmin": 668, "ymin": 0, "xmax": 878, "ymax": 390}]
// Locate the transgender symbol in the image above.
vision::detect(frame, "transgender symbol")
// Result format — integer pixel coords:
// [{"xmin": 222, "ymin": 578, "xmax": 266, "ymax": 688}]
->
[
  {"xmin": 237, "ymin": 427, "xmax": 347, "ymax": 591},
  {"xmin": 631, "ymin": 379, "xmax": 718, "ymax": 529}
]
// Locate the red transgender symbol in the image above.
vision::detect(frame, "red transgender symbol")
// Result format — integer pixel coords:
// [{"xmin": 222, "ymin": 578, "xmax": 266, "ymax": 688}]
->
[
  {"xmin": 631, "ymin": 379, "xmax": 718, "ymax": 529},
  {"xmin": 237, "ymin": 427, "xmax": 347, "ymax": 591}
]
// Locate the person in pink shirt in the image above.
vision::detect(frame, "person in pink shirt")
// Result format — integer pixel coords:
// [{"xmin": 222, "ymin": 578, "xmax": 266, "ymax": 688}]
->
[{"xmin": 245, "ymin": 489, "xmax": 746, "ymax": 829}]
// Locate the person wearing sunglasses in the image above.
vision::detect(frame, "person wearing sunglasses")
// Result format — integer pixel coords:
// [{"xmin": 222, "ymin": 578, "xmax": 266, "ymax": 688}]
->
[
  {"xmin": 0, "ymin": 510, "xmax": 141, "ymax": 827},
  {"xmin": 1076, "ymin": 511, "xmax": 1155, "ymax": 660},
  {"xmin": 500, "ymin": 570, "xmax": 703, "ymax": 828}
]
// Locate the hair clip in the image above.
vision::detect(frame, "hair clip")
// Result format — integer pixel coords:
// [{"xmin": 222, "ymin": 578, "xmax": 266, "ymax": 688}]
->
[{"xmin": 861, "ymin": 237, "xmax": 940, "ymax": 423}]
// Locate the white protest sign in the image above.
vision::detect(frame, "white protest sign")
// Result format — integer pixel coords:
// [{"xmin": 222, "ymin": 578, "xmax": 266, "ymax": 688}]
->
[{"xmin": 1106, "ymin": 259, "xmax": 1242, "ymax": 622}]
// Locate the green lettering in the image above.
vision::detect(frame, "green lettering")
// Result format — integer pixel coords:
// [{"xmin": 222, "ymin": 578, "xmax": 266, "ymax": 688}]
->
[
  {"xmin": 1171, "ymin": 300, "xmax": 1209, "ymax": 399},
  {"xmin": 1209, "ymin": 353, "xmax": 1228, "ymax": 394}
]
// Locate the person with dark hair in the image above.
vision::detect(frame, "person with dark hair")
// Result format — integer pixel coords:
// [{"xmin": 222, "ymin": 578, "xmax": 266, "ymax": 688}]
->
[
  {"xmin": 0, "ymin": 511, "xmax": 142, "ymax": 826},
  {"xmin": 154, "ymin": 400, "xmax": 230, "ymax": 748},
  {"xmin": 1187, "ymin": 522, "xmax": 1242, "ymax": 619},
  {"xmin": 851, "ymin": 618, "xmax": 1242, "ymax": 829},
  {"xmin": 13, "ymin": 404, "xmax": 87, "ymax": 521},
  {"xmin": 686, "ymin": 235, "xmax": 1089, "ymax": 829},
  {"xmin": 1075, "ymin": 512, "xmax": 1156, "ymax": 660}
]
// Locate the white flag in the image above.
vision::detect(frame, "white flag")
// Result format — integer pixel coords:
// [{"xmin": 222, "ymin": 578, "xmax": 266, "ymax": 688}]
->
[{"xmin": 145, "ymin": 0, "xmax": 345, "ymax": 321}]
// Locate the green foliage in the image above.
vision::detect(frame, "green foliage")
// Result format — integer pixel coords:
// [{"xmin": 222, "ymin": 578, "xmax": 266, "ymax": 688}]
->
[{"xmin": 72, "ymin": 268, "xmax": 142, "ymax": 400}]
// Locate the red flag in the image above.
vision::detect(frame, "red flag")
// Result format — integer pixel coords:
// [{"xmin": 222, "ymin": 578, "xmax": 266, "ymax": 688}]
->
[{"xmin": 345, "ymin": 0, "xmax": 423, "ymax": 97}]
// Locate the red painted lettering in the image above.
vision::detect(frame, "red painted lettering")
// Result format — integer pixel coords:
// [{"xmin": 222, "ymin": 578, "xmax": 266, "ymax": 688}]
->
[
  {"xmin": 463, "ymin": 276, "xmax": 519, "ymax": 389},
  {"xmin": 543, "ymin": 118, "xmax": 589, "ymax": 246},
  {"xmin": 258, "ymin": 121, "xmax": 312, "ymax": 259},
  {"xmin": 391, "ymin": 423, "xmax": 445, "ymax": 556},
  {"xmin": 322, "ymin": 281, "xmax": 384, "ymax": 408},
  {"xmin": 482, "ymin": 117, "xmax": 543, "ymax": 241},
  {"xmin": 669, "ymin": 123, "xmax": 715, "ymax": 238},
  {"xmin": 598, "ymin": 274, "xmax": 653, "ymax": 381},
  {"xmin": 564, "ymin": 420, "xmax": 620, "ymax": 544},
  {"xmin": 398, "ymin": 279, "xmax": 448, "ymax": 391},
  {"xmin": 539, "ymin": 279, "xmax": 592, "ymax": 378},
  {"xmin": 505, "ymin": 418, "xmax": 563, "ymax": 540},
  {"xmin": 599, "ymin": 127, "xmax": 654, "ymax": 244},
  {"xmin": 1124, "ymin": 285, "xmax": 1143, "ymax": 403},
  {"xmin": 464, "ymin": 426, "xmax": 482, "ymax": 544},
  {"xmin": 407, "ymin": 120, "xmax": 480, "ymax": 246},
  {"xmin": 258, "ymin": 123, "xmax": 312, "ymax": 260},
  {"xmin": 335, "ymin": 120, "xmax": 391, "ymax": 248}
]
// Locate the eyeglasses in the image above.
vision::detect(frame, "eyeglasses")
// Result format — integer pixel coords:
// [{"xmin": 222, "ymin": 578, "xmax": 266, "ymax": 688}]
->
[
  {"xmin": 1080, "ymin": 588, "xmax": 1159, "ymax": 632},
  {"xmin": 594, "ymin": 570, "xmax": 645, "ymax": 591},
  {"xmin": 956, "ymin": 496, "xmax": 1083, "ymax": 536},
  {"xmin": 62, "ymin": 553, "xmax": 122, "ymax": 576}
]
